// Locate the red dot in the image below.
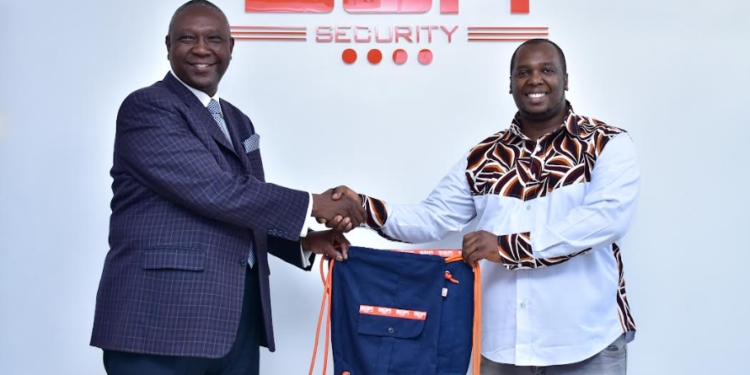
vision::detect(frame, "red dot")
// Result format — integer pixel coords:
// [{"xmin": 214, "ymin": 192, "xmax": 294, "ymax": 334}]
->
[
  {"xmin": 418, "ymin": 49, "xmax": 433, "ymax": 65},
  {"xmin": 367, "ymin": 49, "xmax": 383, "ymax": 64},
  {"xmin": 393, "ymin": 49, "xmax": 408, "ymax": 65},
  {"xmin": 342, "ymin": 49, "xmax": 357, "ymax": 64}
]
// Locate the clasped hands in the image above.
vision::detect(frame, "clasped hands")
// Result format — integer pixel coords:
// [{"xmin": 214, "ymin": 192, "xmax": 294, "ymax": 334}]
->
[
  {"xmin": 304, "ymin": 186, "xmax": 502, "ymax": 265},
  {"xmin": 300, "ymin": 187, "xmax": 365, "ymax": 262}
]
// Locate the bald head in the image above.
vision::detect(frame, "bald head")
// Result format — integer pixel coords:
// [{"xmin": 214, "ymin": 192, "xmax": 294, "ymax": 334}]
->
[{"xmin": 168, "ymin": 0, "xmax": 229, "ymax": 37}]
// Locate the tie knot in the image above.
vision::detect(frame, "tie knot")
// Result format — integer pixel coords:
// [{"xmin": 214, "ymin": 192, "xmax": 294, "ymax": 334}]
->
[{"xmin": 208, "ymin": 99, "xmax": 221, "ymax": 116}]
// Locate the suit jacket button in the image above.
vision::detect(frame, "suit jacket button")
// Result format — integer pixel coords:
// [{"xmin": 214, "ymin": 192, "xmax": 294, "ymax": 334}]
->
[{"xmin": 240, "ymin": 258, "xmax": 247, "ymax": 266}]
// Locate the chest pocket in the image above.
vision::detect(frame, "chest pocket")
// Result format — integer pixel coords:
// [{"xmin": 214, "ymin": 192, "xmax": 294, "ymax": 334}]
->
[{"xmin": 242, "ymin": 133, "xmax": 265, "ymax": 181}]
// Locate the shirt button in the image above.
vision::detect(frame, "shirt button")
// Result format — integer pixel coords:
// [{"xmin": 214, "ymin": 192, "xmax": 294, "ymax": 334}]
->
[
  {"xmin": 526, "ymin": 205, "xmax": 532, "ymax": 210},
  {"xmin": 388, "ymin": 327, "xmax": 395, "ymax": 334},
  {"xmin": 520, "ymin": 302, "xmax": 527, "ymax": 309}
]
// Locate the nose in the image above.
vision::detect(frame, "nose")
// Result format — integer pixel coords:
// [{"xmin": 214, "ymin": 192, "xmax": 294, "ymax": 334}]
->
[
  {"xmin": 528, "ymin": 70, "xmax": 543, "ymax": 85},
  {"xmin": 192, "ymin": 38, "xmax": 211, "ymax": 56}
]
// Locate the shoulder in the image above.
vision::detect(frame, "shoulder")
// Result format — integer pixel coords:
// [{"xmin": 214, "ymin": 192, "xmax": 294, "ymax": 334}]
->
[
  {"xmin": 574, "ymin": 115, "xmax": 628, "ymax": 139},
  {"xmin": 117, "ymin": 81, "xmax": 184, "ymax": 126},
  {"xmin": 466, "ymin": 129, "xmax": 513, "ymax": 164},
  {"xmin": 121, "ymin": 81, "xmax": 176, "ymax": 108},
  {"xmin": 469, "ymin": 129, "xmax": 512, "ymax": 152},
  {"xmin": 573, "ymin": 115, "xmax": 631, "ymax": 153}
]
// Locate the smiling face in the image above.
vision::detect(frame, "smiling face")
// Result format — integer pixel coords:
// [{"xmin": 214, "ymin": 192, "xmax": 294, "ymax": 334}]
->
[
  {"xmin": 510, "ymin": 42, "xmax": 568, "ymax": 123},
  {"xmin": 166, "ymin": 6, "xmax": 234, "ymax": 97}
]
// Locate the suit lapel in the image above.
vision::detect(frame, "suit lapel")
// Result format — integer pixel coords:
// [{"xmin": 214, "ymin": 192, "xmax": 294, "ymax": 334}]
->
[
  {"xmin": 162, "ymin": 73, "xmax": 237, "ymax": 156},
  {"xmin": 222, "ymin": 102, "xmax": 252, "ymax": 172}
]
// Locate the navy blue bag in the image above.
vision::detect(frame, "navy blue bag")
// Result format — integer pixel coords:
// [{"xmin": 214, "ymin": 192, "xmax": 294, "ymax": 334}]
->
[{"xmin": 309, "ymin": 246, "xmax": 480, "ymax": 375}]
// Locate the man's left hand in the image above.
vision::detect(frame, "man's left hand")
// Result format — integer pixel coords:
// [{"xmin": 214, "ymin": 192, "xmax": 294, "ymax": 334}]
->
[
  {"xmin": 301, "ymin": 230, "xmax": 351, "ymax": 262},
  {"xmin": 462, "ymin": 230, "xmax": 501, "ymax": 264}
]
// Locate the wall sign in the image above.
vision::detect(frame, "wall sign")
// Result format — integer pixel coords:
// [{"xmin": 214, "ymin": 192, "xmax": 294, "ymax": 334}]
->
[{"xmin": 234, "ymin": 0, "xmax": 545, "ymax": 65}]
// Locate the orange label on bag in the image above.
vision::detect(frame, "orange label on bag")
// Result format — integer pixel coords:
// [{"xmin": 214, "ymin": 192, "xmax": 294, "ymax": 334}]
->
[
  {"xmin": 389, "ymin": 249, "xmax": 462, "ymax": 258},
  {"xmin": 359, "ymin": 305, "xmax": 427, "ymax": 320}
]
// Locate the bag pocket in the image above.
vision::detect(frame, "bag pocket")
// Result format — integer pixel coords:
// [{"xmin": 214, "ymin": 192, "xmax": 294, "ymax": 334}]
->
[
  {"xmin": 357, "ymin": 305, "xmax": 426, "ymax": 338},
  {"xmin": 357, "ymin": 305, "xmax": 429, "ymax": 375},
  {"xmin": 139, "ymin": 247, "xmax": 206, "ymax": 271}
]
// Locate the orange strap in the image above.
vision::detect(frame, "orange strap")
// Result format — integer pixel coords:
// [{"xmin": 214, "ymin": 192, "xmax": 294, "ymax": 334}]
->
[
  {"xmin": 308, "ymin": 252, "xmax": 482, "ymax": 375},
  {"xmin": 445, "ymin": 254, "xmax": 482, "ymax": 375},
  {"xmin": 308, "ymin": 258, "xmax": 335, "ymax": 375}
]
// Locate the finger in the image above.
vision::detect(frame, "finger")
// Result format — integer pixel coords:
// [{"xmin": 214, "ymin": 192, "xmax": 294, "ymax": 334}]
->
[
  {"xmin": 462, "ymin": 242, "xmax": 476, "ymax": 263},
  {"xmin": 466, "ymin": 244, "xmax": 482, "ymax": 264},
  {"xmin": 331, "ymin": 186, "xmax": 347, "ymax": 201},
  {"xmin": 462, "ymin": 232, "xmax": 478, "ymax": 252},
  {"xmin": 345, "ymin": 222, "xmax": 353, "ymax": 232},
  {"xmin": 326, "ymin": 215, "xmax": 344, "ymax": 229},
  {"xmin": 335, "ymin": 233, "xmax": 351, "ymax": 260},
  {"xmin": 325, "ymin": 244, "xmax": 344, "ymax": 262},
  {"xmin": 468, "ymin": 250, "xmax": 488, "ymax": 265},
  {"xmin": 333, "ymin": 217, "xmax": 350, "ymax": 232}
]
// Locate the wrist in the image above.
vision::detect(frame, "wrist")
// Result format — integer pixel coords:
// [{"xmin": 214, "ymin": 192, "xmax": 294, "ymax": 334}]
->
[
  {"xmin": 311, "ymin": 194, "xmax": 322, "ymax": 217},
  {"xmin": 300, "ymin": 236, "xmax": 310, "ymax": 251}
]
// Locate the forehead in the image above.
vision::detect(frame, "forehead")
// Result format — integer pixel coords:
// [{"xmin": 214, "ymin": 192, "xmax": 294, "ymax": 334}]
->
[
  {"xmin": 513, "ymin": 43, "xmax": 561, "ymax": 68},
  {"xmin": 172, "ymin": 7, "xmax": 228, "ymax": 32}
]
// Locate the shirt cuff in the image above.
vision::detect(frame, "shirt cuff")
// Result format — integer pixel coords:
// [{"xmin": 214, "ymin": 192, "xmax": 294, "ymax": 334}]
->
[
  {"xmin": 300, "ymin": 248, "xmax": 312, "ymax": 268},
  {"xmin": 299, "ymin": 192, "xmax": 315, "ymax": 237}
]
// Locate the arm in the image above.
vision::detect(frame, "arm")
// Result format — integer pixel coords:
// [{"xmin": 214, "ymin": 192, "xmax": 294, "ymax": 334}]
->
[
  {"xmin": 116, "ymin": 91, "xmax": 362, "ymax": 239},
  {"xmin": 483, "ymin": 134, "xmax": 640, "ymax": 269},
  {"xmin": 331, "ymin": 156, "xmax": 478, "ymax": 243}
]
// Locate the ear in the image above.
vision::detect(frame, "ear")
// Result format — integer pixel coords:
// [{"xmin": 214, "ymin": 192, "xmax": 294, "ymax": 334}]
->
[
  {"xmin": 229, "ymin": 37, "xmax": 235, "ymax": 58},
  {"xmin": 509, "ymin": 76, "xmax": 513, "ymax": 94},
  {"xmin": 564, "ymin": 73, "xmax": 569, "ymax": 91},
  {"xmin": 165, "ymin": 35, "xmax": 171, "ymax": 59}
]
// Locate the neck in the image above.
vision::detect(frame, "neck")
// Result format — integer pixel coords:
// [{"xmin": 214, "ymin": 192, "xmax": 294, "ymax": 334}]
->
[{"xmin": 518, "ymin": 104, "xmax": 568, "ymax": 141}]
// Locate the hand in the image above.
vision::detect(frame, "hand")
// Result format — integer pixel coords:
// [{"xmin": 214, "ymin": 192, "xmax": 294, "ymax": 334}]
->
[
  {"xmin": 312, "ymin": 189, "xmax": 365, "ymax": 232},
  {"xmin": 301, "ymin": 230, "xmax": 351, "ymax": 262},
  {"xmin": 318, "ymin": 185, "xmax": 364, "ymax": 230},
  {"xmin": 462, "ymin": 230, "xmax": 501, "ymax": 264}
]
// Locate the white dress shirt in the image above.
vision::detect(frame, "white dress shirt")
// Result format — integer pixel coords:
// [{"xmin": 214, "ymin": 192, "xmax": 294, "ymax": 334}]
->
[
  {"xmin": 362, "ymin": 106, "xmax": 639, "ymax": 366},
  {"xmin": 170, "ymin": 71, "xmax": 315, "ymax": 266}
]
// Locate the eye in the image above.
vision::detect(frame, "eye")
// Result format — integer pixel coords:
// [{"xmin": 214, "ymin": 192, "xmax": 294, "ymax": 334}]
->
[
  {"xmin": 179, "ymin": 35, "xmax": 195, "ymax": 42},
  {"xmin": 542, "ymin": 68, "xmax": 555, "ymax": 74},
  {"xmin": 516, "ymin": 70, "xmax": 529, "ymax": 77},
  {"xmin": 208, "ymin": 35, "xmax": 223, "ymax": 42}
]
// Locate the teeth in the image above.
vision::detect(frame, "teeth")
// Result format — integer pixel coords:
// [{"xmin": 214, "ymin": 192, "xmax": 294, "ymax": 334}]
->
[
  {"xmin": 527, "ymin": 93, "xmax": 546, "ymax": 98},
  {"xmin": 194, "ymin": 64, "xmax": 209, "ymax": 68}
]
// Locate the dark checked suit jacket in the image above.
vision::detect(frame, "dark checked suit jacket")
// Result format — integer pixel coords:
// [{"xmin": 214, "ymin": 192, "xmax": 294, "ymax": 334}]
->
[{"xmin": 90, "ymin": 72, "xmax": 313, "ymax": 358}]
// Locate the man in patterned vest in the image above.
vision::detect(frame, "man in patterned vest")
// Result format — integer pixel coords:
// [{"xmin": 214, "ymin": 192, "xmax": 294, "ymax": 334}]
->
[{"xmin": 326, "ymin": 39, "xmax": 639, "ymax": 374}]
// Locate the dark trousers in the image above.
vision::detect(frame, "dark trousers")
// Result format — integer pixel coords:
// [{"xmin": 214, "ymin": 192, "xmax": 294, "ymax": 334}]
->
[{"xmin": 103, "ymin": 266, "xmax": 262, "ymax": 375}]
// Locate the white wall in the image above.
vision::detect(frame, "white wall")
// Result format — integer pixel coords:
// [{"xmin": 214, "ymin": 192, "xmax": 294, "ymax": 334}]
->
[{"xmin": 1, "ymin": 0, "xmax": 748, "ymax": 374}]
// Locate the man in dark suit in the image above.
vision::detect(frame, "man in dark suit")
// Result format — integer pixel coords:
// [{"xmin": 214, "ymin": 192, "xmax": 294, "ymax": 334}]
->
[{"xmin": 90, "ymin": 1, "xmax": 364, "ymax": 374}]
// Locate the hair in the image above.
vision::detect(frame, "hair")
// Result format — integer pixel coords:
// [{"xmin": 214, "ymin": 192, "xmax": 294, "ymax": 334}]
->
[
  {"xmin": 510, "ymin": 39, "xmax": 567, "ymax": 75},
  {"xmin": 168, "ymin": 0, "xmax": 228, "ymax": 36}
]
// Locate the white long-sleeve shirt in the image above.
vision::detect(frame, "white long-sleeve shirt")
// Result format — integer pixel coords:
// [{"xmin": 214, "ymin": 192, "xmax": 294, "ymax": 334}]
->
[{"xmin": 362, "ymin": 106, "xmax": 639, "ymax": 366}]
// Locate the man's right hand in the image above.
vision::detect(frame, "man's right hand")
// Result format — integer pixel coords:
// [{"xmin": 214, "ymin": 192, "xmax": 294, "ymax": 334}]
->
[
  {"xmin": 312, "ymin": 189, "xmax": 365, "ymax": 232},
  {"xmin": 318, "ymin": 185, "xmax": 363, "ymax": 230}
]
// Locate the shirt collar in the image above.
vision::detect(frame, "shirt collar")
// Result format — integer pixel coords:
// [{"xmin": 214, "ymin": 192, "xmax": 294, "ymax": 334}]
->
[
  {"xmin": 509, "ymin": 101, "xmax": 579, "ymax": 140},
  {"xmin": 170, "ymin": 70, "xmax": 222, "ymax": 114}
]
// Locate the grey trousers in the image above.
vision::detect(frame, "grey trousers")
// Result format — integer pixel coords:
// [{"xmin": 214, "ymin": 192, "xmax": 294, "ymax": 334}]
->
[{"xmin": 480, "ymin": 334, "xmax": 627, "ymax": 375}]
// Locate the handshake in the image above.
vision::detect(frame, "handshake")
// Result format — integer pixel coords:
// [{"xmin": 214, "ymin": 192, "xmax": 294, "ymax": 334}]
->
[
  {"xmin": 311, "ymin": 185, "xmax": 363, "ymax": 232},
  {"xmin": 302, "ymin": 186, "xmax": 362, "ymax": 261},
  {"xmin": 306, "ymin": 185, "xmax": 503, "ymax": 265}
]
